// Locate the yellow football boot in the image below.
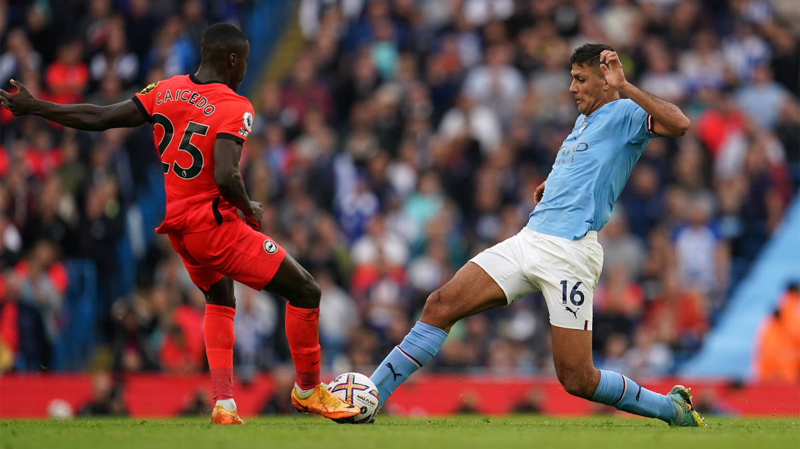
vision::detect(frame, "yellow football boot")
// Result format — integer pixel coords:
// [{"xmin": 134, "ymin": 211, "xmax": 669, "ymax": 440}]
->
[{"xmin": 668, "ymin": 385, "xmax": 707, "ymax": 427}]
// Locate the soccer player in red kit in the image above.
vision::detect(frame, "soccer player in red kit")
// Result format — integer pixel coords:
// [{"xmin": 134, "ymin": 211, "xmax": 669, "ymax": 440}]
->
[{"xmin": 0, "ymin": 23, "xmax": 358, "ymax": 424}]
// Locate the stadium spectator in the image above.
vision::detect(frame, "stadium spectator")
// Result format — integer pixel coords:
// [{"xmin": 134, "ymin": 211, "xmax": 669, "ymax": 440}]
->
[
  {"xmin": 11, "ymin": 240, "xmax": 67, "ymax": 346},
  {"xmin": 232, "ymin": 283, "xmax": 278, "ymax": 379},
  {"xmin": 111, "ymin": 302, "xmax": 159, "ymax": 372},
  {"xmin": 462, "ymin": 42, "xmax": 525, "ymax": 125},
  {"xmin": 644, "ymin": 271, "xmax": 709, "ymax": 353},
  {"xmin": 754, "ymin": 308, "xmax": 799, "ymax": 384},
  {"xmin": 123, "ymin": 0, "xmax": 158, "ymax": 64},
  {"xmin": 673, "ymin": 196, "xmax": 730, "ymax": 303},
  {"xmin": 598, "ymin": 209, "xmax": 646, "ymax": 280},
  {"xmin": 625, "ymin": 326, "xmax": 674, "ymax": 378},
  {"xmin": 0, "ymin": 279, "xmax": 51, "ymax": 371},
  {"xmin": 0, "ymin": 29, "xmax": 42, "ymax": 90},
  {"xmin": 317, "ymin": 269, "xmax": 359, "ymax": 365},
  {"xmin": 754, "ymin": 283, "xmax": 800, "ymax": 385},
  {"xmin": 594, "ymin": 264, "xmax": 645, "ymax": 347},
  {"xmin": 45, "ymin": 39, "xmax": 89, "ymax": 105},
  {"xmin": 735, "ymin": 64, "xmax": 791, "ymax": 130},
  {"xmin": 778, "ymin": 283, "xmax": 800, "ymax": 349},
  {"xmin": 281, "ymin": 54, "xmax": 335, "ymax": 133},
  {"xmin": 89, "ymin": 17, "xmax": 139, "ymax": 87}
]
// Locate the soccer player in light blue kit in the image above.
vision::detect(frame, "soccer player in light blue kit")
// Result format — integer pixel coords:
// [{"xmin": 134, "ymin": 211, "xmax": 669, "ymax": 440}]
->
[{"xmin": 369, "ymin": 44, "xmax": 705, "ymax": 427}]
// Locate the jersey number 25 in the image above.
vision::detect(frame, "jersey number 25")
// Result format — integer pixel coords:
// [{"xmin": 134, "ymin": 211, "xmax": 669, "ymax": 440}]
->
[{"xmin": 153, "ymin": 113, "xmax": 208, "ymax": 180}]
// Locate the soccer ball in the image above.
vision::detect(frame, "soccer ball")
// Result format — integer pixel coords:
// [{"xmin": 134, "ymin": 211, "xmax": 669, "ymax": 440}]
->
[{"xmin": 327, "ymin": 372, "xmax": 380, "ymax": 424}]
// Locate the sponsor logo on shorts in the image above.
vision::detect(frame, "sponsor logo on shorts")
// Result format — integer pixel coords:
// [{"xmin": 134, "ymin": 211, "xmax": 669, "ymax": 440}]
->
[
  {"xmin": 565, "ymin": 306, "xmax": 579, "ymax": 319},
  {"xmin": 263, "ymin": 239, "xmax": 278, "ymax": 254}
]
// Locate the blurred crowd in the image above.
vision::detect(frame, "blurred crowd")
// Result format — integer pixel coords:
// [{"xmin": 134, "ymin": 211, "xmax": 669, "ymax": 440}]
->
[{"xmin": 0, "ymin": 0, "xmax": 798, "ymax": 384}]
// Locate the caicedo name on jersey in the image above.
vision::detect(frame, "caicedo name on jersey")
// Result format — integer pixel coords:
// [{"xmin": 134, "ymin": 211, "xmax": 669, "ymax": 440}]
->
[{"xmin": 155, "ymin": 88, "xmax": 216, "ymax": 116}]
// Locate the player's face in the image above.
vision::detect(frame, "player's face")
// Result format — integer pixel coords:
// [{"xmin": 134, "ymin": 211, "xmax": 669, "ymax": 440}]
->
[{"xmin": 569, "ymin": 63, "xmax": 607, "ymax": 116}]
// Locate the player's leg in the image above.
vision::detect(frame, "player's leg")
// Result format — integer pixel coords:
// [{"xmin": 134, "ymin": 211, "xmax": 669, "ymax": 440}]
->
[
  {"xmin": 419, "ymin": 262, "xmax": 509, "ymax": 332},
  {"xmin": 182, "ymin": 221, "xmax": 357, "ymax": 419},
  {"xmin": 202, "ymin": 276, "xmax": 245, "ymax": 424},
  {"xmin": 551, "ymin": 325, "xmax": 703, "ymax": 426},
  {"xmin": 371, "ymin": 262, "xmax": 507, "ymax": 407},
  {"xmin": 261, "ymin": 253, "xmax": 360, "ymax": 419},
  {"xmin": 537, "ymin": 231, "xmax": 704, "ymax": 427},
  {"xmin": 262, "ymin": 254, "xmax": 323, "ymax": 390},
  {"xmin": 166, "ymin": 233, "xmax": 243, "ymax": 424},
  {"xmin": 181, "ymin": 220, "xmax": 358, "ymax": 420},
  {"xmin": 371, "ymin": 232, "xmax": 533, "ymax": 407}
]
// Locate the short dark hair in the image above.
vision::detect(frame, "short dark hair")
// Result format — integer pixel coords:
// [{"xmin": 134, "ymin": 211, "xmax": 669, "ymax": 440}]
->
[
  {"xmin": 200, "ymin": 23, "xmax": 248, "ymax": 63},
  {"xmin": 570, "ymin": 43, "xmax": 615, "ymax": 69}
]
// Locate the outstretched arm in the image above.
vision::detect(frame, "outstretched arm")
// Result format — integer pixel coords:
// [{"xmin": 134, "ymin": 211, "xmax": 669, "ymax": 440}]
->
[
  {"xmin": 599, "ymin": 51, "xmax": 690, "ymax": 137},
  {"xmin": 0, "ymin": 79, "xmax": 146, "ymax": 131},
  {"xmin": 213, "ymin": 137, "xmax": 263, "ymax": 230}
]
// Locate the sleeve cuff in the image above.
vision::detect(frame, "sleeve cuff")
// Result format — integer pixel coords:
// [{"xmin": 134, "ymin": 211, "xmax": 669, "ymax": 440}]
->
[
  {"xmin": 131, "ymin": 96, "xmax": 152, "ymax": 123},
  {"xmin": 217, "ymin": 133, "xmax": 245, "ymax": 145},
  {"xmin": 646, "ymin": 114, "xmax": 661, "ymax": 137}
]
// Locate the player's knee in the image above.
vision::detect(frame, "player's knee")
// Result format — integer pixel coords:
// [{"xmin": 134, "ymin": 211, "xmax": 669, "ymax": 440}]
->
[
  {"xmin": 204, "ymin": 278, "xmax": 235, "ymax": 308},
  {"xmin": 421, "ymin": 289, "xmax": 455, "ymax": 328},
  {"xmin": 560, "ymin": 376, "xmax": 587, "ymax": 398},
  {"xmin": 206, "ymin": 296, "xmax": 235, "ymax": 308},
  {"xmin": 557, "ymin": 368, "xmax": 597, "ymax": 399},
  {"xmin": 296, "ymin": 274, "xmax": 321, "ymax": 308}
]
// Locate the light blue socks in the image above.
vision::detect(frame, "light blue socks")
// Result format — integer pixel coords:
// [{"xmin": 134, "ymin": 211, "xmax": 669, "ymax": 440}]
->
[
  {"xmin": 372, "ymin": 327, "xmax": 676, "ymax": 422},
  {"xmin": 592, "ymin": 369, "xmax": 677, "ymax": 422},
  {"xmin": 370, "ymin": 321, "xmax": 448, "ymax": 407}
]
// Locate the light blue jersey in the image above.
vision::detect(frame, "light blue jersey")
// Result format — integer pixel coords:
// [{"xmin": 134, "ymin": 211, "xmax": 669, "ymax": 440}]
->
[{"xmin": 527, "ymin": 99, "xmax": 658, "ymax": 240}]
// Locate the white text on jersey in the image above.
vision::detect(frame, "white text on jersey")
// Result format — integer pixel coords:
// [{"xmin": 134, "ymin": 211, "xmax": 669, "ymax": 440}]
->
[{"xmin": 156, "ymin": 89, "xmax": 216, "ymax": 116}]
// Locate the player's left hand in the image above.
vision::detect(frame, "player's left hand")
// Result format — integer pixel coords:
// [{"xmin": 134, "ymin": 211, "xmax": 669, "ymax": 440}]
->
[
  {"xmin": 0, "ymin": 79, "xmax": 35, "ymax": 116},
  {"xmin": 243, "ymin": 201, "xmax": 263, "ymax": 230},
  {"xmin": 599, "ymin": 51, "xmax": 627, "ymax": 90}
]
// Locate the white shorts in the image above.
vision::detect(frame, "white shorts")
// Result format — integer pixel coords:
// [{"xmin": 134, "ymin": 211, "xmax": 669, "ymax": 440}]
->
[{"xmin": 470, "ymin": 228, "xmax": 604, "ymax": 330}]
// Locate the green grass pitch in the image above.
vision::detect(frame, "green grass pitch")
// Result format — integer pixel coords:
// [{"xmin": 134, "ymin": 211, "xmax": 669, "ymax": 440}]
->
[{"xmin": 2, "ymin": 416, "xmax": 798, "ymax": 449}]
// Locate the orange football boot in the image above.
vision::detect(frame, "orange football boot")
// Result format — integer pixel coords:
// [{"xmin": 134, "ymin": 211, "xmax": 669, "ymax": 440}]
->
[
  {"xmin": 211, "ymin": 404, "xmax": 245, "ymax": 425},
  {"xmin": 290, "ymin": 384, "xmax": 360, "ymax": 420}
]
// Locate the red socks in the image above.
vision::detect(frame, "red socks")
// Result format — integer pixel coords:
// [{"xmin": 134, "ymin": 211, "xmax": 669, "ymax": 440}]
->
[
  {"xmin": 204, "ymin": 303, "xmax": 321, "ymax": 398},
  {"xmin": 204, "ymin": 304, "xmax": 236, "ymax": 402},
  {"xmin": 285, "ymin": 304, "xmax": 321, "ymax": 389}
]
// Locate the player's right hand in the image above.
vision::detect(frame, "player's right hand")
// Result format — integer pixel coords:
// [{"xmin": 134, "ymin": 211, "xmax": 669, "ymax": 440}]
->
[
  {"xmin": 534, "ymin": 181, "xmax": 545, "ymax": 206},
  {"xmin": 244, "ymin": 201, "xmax": 263, "ymax": 230},
  {"xmin": 0, "ymin": 79, "xmax": 35, "ymax": 116}
]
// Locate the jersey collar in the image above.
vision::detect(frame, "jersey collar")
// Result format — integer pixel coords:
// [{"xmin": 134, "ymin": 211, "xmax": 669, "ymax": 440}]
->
[
  {"xmin": 585, "ymin": 98, "xmax": 621, "ymax": 118},
  {"xmin": 189, "ymin": 74, "xmax": 227, "ymax": 86}
]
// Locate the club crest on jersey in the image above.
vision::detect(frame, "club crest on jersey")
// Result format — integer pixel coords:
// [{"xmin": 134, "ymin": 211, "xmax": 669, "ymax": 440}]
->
[
  {"xmin": 139, "ymin": 82, "xmax": 159, "ymax": 95},
  {"xmin": 263, "ymin": 239, "xmax": 277, "ymax": 254}
]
